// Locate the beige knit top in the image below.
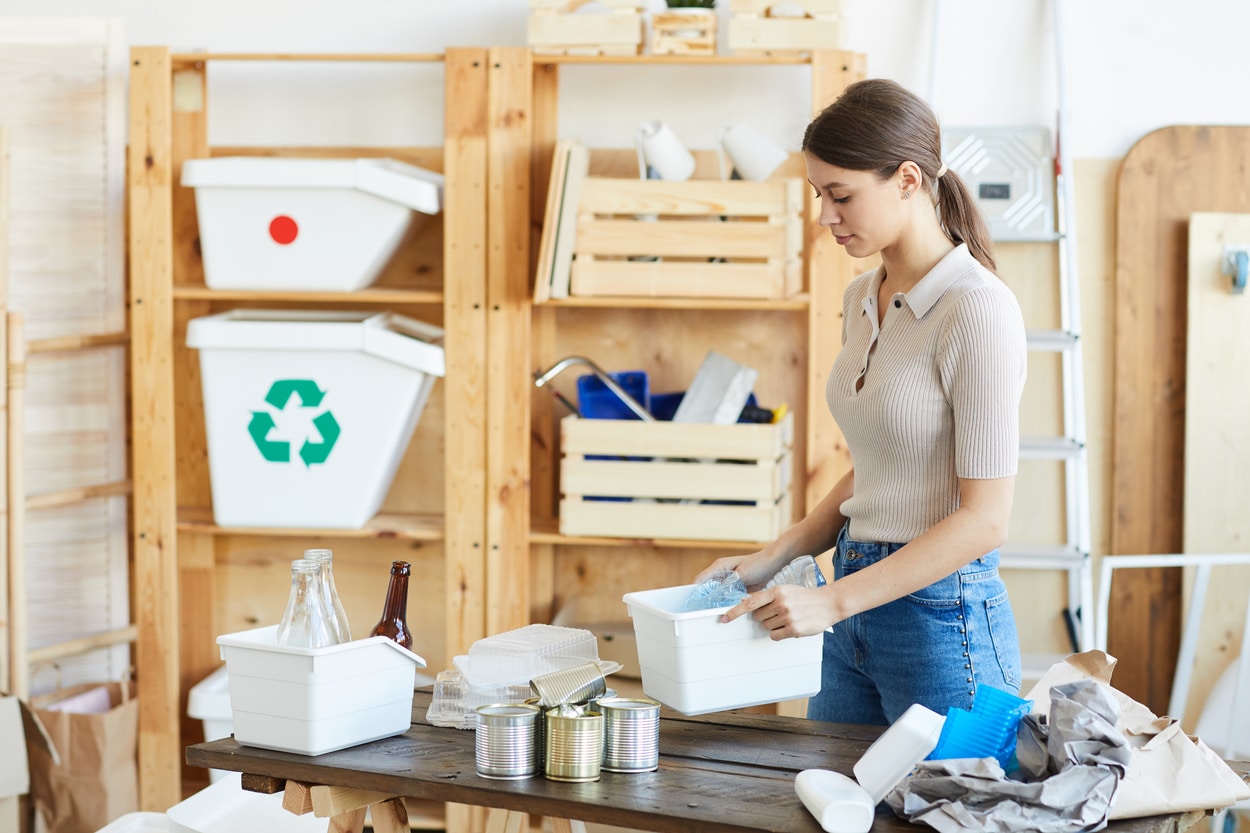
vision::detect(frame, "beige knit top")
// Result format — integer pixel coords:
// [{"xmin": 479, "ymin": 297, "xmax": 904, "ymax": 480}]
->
[{"xmin": 827, "ymin": 244, "xmax": 1027, "ymax": 543}]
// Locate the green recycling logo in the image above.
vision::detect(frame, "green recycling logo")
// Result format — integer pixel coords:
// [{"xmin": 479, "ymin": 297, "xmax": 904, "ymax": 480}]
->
[{"xmin": 248, "ymin": 379, "xmax": 340, "ymax": 467}]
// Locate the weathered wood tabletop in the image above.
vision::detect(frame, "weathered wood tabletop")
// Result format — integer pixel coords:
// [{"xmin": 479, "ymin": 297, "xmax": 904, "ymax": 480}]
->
[{"xmin": 186, "ymin": 690, "xmax": 1243, "ymax": 833}]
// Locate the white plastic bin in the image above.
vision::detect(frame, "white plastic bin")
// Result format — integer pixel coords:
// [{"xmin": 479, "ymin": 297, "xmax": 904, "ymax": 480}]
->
[
  {"xmin": 217, "ymin": 625, "xmax": 426, "ymax": 756},
  {"xmin": 181, "ymin": 156, "xmax": 444, "ymax": 292},
  {"xmin": 167, "ymin": 772, "xmax": 327, "ymax": 833},
  {"xmin": 187, "ymin": 665, "xmax": 232, "ymax": 783},
  {"xmin": 187, "ymin": 310, "xmax": 445, "ymax": 529},
  {"xmin": 622, "ymin": 584, "xmax": 822, "ymax": 715}
]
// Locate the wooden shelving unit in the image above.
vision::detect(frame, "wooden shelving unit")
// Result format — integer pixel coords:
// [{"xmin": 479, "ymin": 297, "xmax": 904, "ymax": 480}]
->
[
  {"xmin": 504, "ymin": 49, "xmax": 868, "ymax": 718},
  {"xmin": 127, "ymin": 47, "xmax": 492, "ymax": 810}
]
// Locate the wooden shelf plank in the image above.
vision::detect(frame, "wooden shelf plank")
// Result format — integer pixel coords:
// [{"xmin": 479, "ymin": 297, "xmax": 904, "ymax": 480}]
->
[
  {"xmin": 529, "ymin": 522, "xmax": 761, "ymax": 551},
  {"xmin": 172, "ymin": 286, "xmax": 443, "ymax": 305},
  {"xmin": 177, "ymin": 507, "xmax": 444, "ymax": 540},
  {"xmin": 533, "ymin": 54, "xmax": 812, "ymax": 66},
  {"xmin": 172, "ymin": 53, "xmax": 444, "ymax": 64},
  {"xmin": 538, "ymin": 293, "xmax": 809, "ymax": 311}
]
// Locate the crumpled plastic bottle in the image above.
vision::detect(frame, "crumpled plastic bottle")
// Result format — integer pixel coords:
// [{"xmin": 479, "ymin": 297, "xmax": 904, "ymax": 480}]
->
[
  {"xmin": 764, "ymin": 554, "xmax": 827, "ymax": 590},
  {"xmin": 682, "ymin": 569, "xmax": 749, "ymax": 611}
]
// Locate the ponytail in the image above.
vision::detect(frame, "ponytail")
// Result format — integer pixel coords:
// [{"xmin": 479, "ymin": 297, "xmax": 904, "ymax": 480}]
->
[{"xmin": 932, "ymin": 170, "xmax": 996, "ymax": 272}]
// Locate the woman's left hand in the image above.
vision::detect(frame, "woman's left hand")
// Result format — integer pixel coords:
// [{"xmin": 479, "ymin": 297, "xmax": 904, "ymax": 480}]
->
[{"xmin": 721, "ymin": 584, "xmax": 837, "ymax": 640}]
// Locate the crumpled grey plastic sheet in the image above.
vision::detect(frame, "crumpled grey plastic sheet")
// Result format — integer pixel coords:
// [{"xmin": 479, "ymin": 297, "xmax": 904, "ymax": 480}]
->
[{"xmin": 885, "ymin": 679, "xmax": 1133, "ymax": 832}]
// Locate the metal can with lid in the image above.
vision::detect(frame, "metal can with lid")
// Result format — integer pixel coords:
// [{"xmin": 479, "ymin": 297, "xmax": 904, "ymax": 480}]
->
[
  {"xmin": 544, "ymin": 707, "xmax": 604, "ymax": 782},
  {"xmin": 599, "ymin": 697, "xmax": 661, "ymax": 773},
  {"xmin": 475, "ymin": 703, "xmax": 541, "ymax": 780}
]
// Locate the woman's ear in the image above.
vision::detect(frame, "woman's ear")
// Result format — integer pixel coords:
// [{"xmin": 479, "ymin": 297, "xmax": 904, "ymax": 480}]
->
[{"xmin": 896, "ymin": 160, "xmax": 923, "ymax": 198}]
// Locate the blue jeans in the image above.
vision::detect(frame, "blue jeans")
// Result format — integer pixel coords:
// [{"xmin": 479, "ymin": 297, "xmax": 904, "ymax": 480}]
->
[{"xmin": 806, "ymin": 524, "xmax": 1022, "ymax": 726}]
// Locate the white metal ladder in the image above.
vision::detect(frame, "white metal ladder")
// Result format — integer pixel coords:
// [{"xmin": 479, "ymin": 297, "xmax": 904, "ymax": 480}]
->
[{"xmin": 933, "ymin": 0, "xmax": 1094, "ymax": 678}]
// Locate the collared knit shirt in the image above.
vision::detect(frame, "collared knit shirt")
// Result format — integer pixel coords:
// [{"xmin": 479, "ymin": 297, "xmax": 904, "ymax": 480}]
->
[{"xmin": 827, "ymin": 243, "xmax": 1027, "ymax": 544}]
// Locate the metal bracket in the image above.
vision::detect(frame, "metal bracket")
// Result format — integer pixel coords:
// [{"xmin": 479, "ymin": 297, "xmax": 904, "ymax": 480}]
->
[{"xmin": 1222, "ymin": 245, "xmax": 1250, "ymax": 294}]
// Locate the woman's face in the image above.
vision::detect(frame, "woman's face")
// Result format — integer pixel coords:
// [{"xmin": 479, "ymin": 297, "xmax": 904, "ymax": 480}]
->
[{"xmin": 804, "ymin": 152, "xmax": 905, "ymax": 260}]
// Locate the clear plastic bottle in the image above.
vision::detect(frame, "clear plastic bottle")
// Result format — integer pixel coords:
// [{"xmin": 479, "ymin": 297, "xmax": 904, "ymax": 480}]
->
[
  {"xmin": 304, "ymin": 547, "xmax": 351, "ymax": 642},
  {"xmin": 370, "ymin": 560, "xmax": 413, "ymax": 651},
  {"xmin": 764, "ymin": 555, "xmax": 827, "ymax": 590},
  {"xmin": 276, "ymin": 558, "xmax": 339, "ymax": 648}
]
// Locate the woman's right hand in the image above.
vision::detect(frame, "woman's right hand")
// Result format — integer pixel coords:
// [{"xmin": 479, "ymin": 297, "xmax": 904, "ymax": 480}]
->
[{"xmin": 694, "ymin": 548, "xmax": 786, "ymax": 590}]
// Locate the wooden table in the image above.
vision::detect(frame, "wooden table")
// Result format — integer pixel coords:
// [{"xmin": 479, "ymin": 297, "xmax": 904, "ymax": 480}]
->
[{"xmin": 186, "ymin": 690, "xmax": 1236, "ymax": 833}]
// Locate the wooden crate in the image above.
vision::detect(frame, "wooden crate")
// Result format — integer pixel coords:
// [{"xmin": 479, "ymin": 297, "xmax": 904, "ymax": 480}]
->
[
  {"xmin": 558, "ymin": 412, "xmax": 794, "ymax": 542},
  {"xmin": 651, "ymin": 11, "xmax": 718, "ymax": 56},
  {"xmin": 568, "ymin": 176, "xmax": 804, "ymax": 299},
  {"xmin": 529, "ymin": 0, "xmax": 645, "ymax": 56},
  {"xmin": 727, "ymin": 0, "xmax": 841, "ymax": 57}
]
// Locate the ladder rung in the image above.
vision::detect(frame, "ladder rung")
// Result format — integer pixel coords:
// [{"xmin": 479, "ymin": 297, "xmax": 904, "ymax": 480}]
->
[
  {"xmin": 1019, "ymin": 436, "xmax": 1084, "ymax": 459},
  {"xmin": 994, "ymin": 231, "xmax": 1065, "ymax": 244},
  {"xmin": 1001, "ymin": 544, "xmax": 1087, "ymax": 570},
  {"xmin": 1026, "ymin": 329, "xmax": 1079, "ymax": 351}
]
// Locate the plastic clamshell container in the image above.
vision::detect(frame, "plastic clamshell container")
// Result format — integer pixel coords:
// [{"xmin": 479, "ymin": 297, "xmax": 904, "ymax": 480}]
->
[
  {"xmin": 186, "ymin": 310, "xmax": 445, "ymax": 529},
  {"xmin": 181, "ymin": 156, "xmax": 444, "ymax": 292},
  {"xmin": 621, "ymin": 583, "xmax": 822, "ymax": 715},
  {"xmin": 852, "ymin": 702, "xmax": 945, "ymax": 803},
  {"xmin": 216, "ymin": 625, "xmax": 426, "ymax": 756}
]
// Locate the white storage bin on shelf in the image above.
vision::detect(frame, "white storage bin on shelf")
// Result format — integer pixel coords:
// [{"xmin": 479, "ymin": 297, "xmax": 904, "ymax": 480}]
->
[
  {"xmin": 216, "ymin": 625, "xmax": 427, "ymax": 756},
  {"xmin": 187, "ymin": 310, "xmax": 445, "ymax": 529},
  {"xmin": 187, "ymin": 665, "xmax": 232, "ymax": 783},
  {"xmin": 622, "ymin": 584, "xmax": 822, "ymax": 715},
  {"xmin": 181, "ymin": 156, "xmax": 443, "ymax": 292}
]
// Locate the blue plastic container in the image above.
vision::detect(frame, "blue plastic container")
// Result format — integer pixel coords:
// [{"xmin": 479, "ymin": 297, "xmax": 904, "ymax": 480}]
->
[
  {"xmin": 927, "ymin": 685, "xmax": 1031, "ymax": 767},
  {"xmin": 577, "ymin": 371, "xmax": 649, "ymax": 420}
]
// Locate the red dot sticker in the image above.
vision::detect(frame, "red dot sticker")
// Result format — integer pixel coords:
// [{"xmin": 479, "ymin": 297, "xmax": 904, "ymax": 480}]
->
[{"xmin": 269, "ymin": 215, "xmax": 298, "ymax": 245}]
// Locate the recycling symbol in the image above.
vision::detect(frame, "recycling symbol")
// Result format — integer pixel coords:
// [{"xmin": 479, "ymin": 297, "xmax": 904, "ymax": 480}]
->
[{"xmin": 248, "ymin": 379, "xmax": 340, "ymax": 467}]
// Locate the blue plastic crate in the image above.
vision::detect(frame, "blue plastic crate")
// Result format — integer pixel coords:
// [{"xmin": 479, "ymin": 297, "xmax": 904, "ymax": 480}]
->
[{"xmin": 577, "ymin": 371, "xmax": 649, "ymax": 420}]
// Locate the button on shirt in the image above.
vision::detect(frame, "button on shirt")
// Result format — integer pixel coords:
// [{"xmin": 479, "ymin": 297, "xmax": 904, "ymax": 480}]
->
[{"xmin": 826, "ymin": 244, "xmax": 1027, "ymax": 543}]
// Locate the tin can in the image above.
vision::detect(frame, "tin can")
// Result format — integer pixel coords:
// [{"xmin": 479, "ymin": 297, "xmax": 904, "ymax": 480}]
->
[
  {"xmin": 524, "ymin": 696, "xmax": 546, "ymax": 773},
  {"xmin": 599, "ymin": 697, "xmax": 661, "ymax": 773},
  {"xmin": 475, "ymin": 703, "xmax": 540, "ymax": 780},
  {"xmin": 530, "ymin": 662, "xmax": 607, "ymax": 707},
  {"xmin": 544, "ymin": 708, "xmax": 604, "ymax": 782}
]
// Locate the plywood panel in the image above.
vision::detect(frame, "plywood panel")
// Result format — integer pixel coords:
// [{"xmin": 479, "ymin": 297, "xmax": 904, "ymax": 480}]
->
[
  {"xmin": 1114, "ymin": 127, "xmax": 1250, "ymax": 711},
  {"xmin": 1182, "ymin": 211, "xmax": 1250, "ymax": 724},
  {"xmin": 0, "ymin": 19, "xmax": 132, "ymax": 699}
]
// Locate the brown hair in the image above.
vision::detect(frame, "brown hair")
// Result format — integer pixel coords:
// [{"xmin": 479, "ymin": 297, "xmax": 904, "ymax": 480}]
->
[{"xmin": 802, "ymin": 78, "xmax": 996, "ymax": 272}]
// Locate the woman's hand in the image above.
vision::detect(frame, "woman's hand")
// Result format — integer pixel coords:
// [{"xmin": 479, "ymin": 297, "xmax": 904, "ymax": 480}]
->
[
  {"xmin": 693, "ymin": 549, "xmax": 784, "ymax": 589},
  {"xmin": 721, "ymin": 584, "xmax": 838, "ymax": 640}
]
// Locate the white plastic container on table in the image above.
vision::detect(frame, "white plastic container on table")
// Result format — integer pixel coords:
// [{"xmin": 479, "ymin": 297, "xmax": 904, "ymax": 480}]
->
[
  {"xmin": 216, "ymin": 624, "xmax": 426, "ymax": 756},
  {"xmin": 181, "ymin": 156, "xmax": 444, "ymax": 292},
  {"xmin": 187, "ymin": 309, "xmax": 445, "ymax": 529},
  {"xmin": 621, "ymin": 583, "xmax": 822, "ymax": 715}
]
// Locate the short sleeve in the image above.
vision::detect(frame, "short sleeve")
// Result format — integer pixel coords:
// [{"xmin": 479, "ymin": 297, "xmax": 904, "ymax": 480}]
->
[{"xmin": 938, "ymin": 284, "xmax": 1028, "ymax": 479}]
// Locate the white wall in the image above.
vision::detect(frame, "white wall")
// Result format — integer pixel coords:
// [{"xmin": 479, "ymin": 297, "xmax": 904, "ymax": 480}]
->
[{"xmin": 1, "ymin": 0, "xmax": 1246, "ymax": 158}]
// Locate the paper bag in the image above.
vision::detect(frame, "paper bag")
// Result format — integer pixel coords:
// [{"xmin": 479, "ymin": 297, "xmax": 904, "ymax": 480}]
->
[
  {"xmin": 25, "ymin": 681, "xmax": 139, "ymax": 833},
  {"xmin": 1025, "ymin": 650, "xmax": 1250, "ymax": 819}
]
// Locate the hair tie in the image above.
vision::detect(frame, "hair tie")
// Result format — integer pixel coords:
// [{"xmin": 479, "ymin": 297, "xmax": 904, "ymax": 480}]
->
[{"xmin": 936, "ymin": 163, "xmax": 948, "ymax": 179}]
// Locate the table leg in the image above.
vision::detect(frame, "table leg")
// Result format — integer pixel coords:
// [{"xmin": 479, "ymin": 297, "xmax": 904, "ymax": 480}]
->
[
  {"xmin": 327, "ymin": 806, "xmax": 367, "ymax": 833},
  {"xmin": 369, "ymin": 797, "xmax": 409, "ymax": 833},
  {"xmin": 550, "ymin": 819, "xmax": 587, "ymax": 833},
  {"xmin": 484, "ymin": 808, "xmax": 528, "ymax": 833}
]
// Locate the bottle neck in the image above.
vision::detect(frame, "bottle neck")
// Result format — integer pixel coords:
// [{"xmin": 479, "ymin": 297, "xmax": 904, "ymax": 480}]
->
[{"xmin": 381, "ymin": 572, "xmax": 409, "ymax": 621}]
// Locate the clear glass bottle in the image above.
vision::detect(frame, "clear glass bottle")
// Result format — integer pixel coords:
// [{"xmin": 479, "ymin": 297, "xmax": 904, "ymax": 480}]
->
[
  {"xmin": 276, "ymin": 558, "xmax": 338, "ymax": 648},
  {"xmin": 369, "ymin": 560, "xmax": 413, "ymax": 651},
  {"xmin": 304, "ymin": 547, "xmax": 351, "ymax": 643}
]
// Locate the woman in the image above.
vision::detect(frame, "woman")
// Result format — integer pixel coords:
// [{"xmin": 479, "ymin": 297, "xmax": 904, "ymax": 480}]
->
[{"xmin": 697, "ymin": 78, "xmax": 1027, "ymax": 726}]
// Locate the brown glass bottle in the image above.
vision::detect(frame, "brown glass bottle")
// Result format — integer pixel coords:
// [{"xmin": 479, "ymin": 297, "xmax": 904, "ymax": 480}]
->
[{"xmin": 369, "ymin": 560, "xmax": 413, "ymax": 651}]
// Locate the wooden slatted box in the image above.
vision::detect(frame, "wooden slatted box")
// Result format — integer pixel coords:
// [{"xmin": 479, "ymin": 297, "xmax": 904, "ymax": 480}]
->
[
  {"xmin": 570, "ymin": 176, "xmax": 804, "ymax": 299},
  {"xmin": 558, "ymin": 411, "xmax": 794, "ymax": 542},
  {"xmin": 528, "ymin": 0, "xmax": 645, "ymax": 56},
  {"xmin": 727, "ymin": 0, "xmax": 841, "ymax": 58}
]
